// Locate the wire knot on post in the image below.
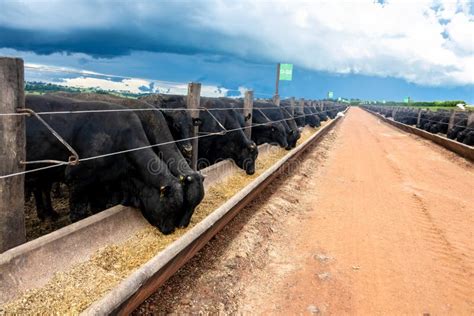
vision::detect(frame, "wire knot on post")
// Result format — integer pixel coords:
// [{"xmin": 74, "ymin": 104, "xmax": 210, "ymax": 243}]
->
[{"xmin": 16, "ymin": 108, "xmax": 80, "ymax": 166}]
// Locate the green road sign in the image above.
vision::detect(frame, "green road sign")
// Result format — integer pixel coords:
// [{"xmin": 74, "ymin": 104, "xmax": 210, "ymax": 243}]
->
[
  {"xmin": 279, "ymin": 63, "xmax": 293, "ymax": 81},
  {"xmin": 328, "ymin": 91, "xmax": 334, "ymax": 99}
]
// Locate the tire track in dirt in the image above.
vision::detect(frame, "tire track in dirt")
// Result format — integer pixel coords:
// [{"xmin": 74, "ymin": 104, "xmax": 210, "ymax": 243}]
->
[
  {"xmin": 410, "ymin": 192, "xmax": 474, "ymax": 305},
  {"xmin": 134, "ymin": 108, "xmax": 473, "ymax": 315},
  {"xmin": 240, "ymin": 108, "xmax": 473, "ymax": 315}
]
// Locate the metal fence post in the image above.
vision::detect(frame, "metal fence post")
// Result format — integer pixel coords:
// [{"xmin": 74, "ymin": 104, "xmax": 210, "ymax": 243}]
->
[
  {"xmin": 243, "ymin": 90, "xmax": 254, "ymax": 139},
  {"xmin": 0, "ymin": 57, "xmax": 26, "ymax": 252},
  {"xmin": 186, "ymin": 83, "xmax": 201, "ymax": 171}
]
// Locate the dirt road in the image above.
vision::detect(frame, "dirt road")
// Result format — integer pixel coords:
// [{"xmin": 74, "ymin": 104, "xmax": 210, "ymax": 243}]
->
[{"xmin": 136, "ymin": 107, "xmax": 474, "ymax": 315}]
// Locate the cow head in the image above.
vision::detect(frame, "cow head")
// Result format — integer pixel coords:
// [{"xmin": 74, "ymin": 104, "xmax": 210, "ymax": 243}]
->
[
  {"xmin": 175, "ymin": 172, "xmax": 205, "ymax": 228},
  {"xmin": 125, "ymin": 177, "xmax": 184, "ymax": 235},
  {"xmin": 235, "ymin": 141, "xmax": 258, "ymax": 175},
  {"xmin": 271, "ymin": 124, "xmax": 289, "ymax": 148},
  {"xmin": 158, "ymin": 96, "xmax": 194, "ymax": 159}
]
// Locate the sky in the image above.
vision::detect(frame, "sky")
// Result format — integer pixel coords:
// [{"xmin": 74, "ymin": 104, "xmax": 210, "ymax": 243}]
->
[{"xmin": 0, "ymin": 0, "xmax": 473, "ymax": 102}]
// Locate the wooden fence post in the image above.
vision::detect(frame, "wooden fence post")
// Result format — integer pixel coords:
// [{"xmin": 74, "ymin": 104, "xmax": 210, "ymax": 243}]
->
[
  {"xmin": 289, "ymin": 97, "xmax": 295, "ymax": 115},
  {"xmin": 272, "ymin": 94, "xmax": 280, "ymax": 106},
  {"xmin": 0, "ymin": 57, "xmax": 26, "ymax": 252},
  {"xmin": 298, "ymin": 98, "xmax": 304, "ymax": 114},
  {"xmin": 243, "ymin": 90, "xmax": 254, "ymax": 139},
  {"xmin": 417, "ymin": 109, "xmax": 422, "ymax": 126},
  {"xmin": 468, "ymin": 112, "xmax": 474, "ymax": 126},
  {"xmin": 186, "ymin": 83, "xmax": 201, "ymax": 171},
  {"xmin": 392, "ymin": 107, "xmax": 398, "ymax": 119},
  {"xmin": 448, "ymin": 110, "xmax": 456, "ymax": 131}
]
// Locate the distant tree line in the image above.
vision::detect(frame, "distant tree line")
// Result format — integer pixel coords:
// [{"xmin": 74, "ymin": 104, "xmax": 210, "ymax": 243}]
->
[
  {"xmin": 24, "ymin": 81, "xmax": 146, "ymax": 99},
  {"xmin": 349, "ymin": 99, "xmax": 466, "ymax": 107},
  {"xmin": 380, "ymin": 100, "xmax": 466, "ymax": 107}
]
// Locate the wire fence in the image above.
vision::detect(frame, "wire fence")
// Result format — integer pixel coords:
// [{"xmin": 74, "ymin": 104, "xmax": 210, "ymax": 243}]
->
[
  {"xmin": 0, "ymin": 104, "xmax": 346, "ymax": 180},
  {"xmin": 365, "ymin": 109, "xmax": 474, "ymax": 131}
]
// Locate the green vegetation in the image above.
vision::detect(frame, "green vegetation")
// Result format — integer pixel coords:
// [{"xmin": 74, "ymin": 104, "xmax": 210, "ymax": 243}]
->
[
  {"xmin": 25, "ymin": 82, "xmax": 146, "ymax": 99},
  {"xmin": 349, "ymin": 99, "xmax": 468, "ymax": 109}
]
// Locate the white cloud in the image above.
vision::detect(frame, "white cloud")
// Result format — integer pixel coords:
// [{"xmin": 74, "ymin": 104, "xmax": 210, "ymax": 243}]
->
[
  {"xmin": 25, "ymin": 63, "xmax": 230, "ymax": 97},
  {"xmin": 194, "ymin": 0, "xmax": 473, "ymax": 86},
  {"xmin": 2, "ymin": 0, "xmax": 473, "ymax": 87},
  {"xmin": 58, "ymin": 76, "xmax": 229, "ymax": 97}
]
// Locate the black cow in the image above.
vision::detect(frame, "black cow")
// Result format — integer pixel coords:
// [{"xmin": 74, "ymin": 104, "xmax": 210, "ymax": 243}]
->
[
  {"xmin": 293, "ymin": 107, "xmax": 306, "ymax": 127},
  {"xmin": 139, "ymin": 94, "xmax": 194, "ymax": 159},
  {"xmin": 25, "ymin": 95, "xmax": 184, "ymax": 234},
  {"xmin": 252, "ymin": 109, "xmax": 288, "ymax": 148},
  {"xmin": 254, "ymin": 101, "xmax": 300, "ymax": 149},
  {"xmin": 199, "ymin": 98, "xmax": 258, "ymax": 174},
  {"xmin": 447, "ymin": 113, "xmax": 468, "ymax": 140},
  {"xmin": 311, "ymin": 104, "xmax": 329, "ymax": 122},
  {"xmin": 303, "ymin": 106, "xmax": 319, "ymax": 127},
  {"xmin": 51, "ymin": 92, "xmax": 204, "ymax": 228},
  {"xmin": 215, "ymin": 98, "xmax": 289, "ymax": 149},
  {"xmin": 280, "ymin": 104, "xmax": 301, "ymax": 147},
  {"xmin": 306, "ymin": 105, "xmax": 322, "ymax": 127}
]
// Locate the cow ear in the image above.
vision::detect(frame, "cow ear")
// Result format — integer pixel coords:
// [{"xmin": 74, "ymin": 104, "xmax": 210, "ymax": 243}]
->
[{"xmin": 160, "ymin": 186, "xmax": 171, "ymax": 196}]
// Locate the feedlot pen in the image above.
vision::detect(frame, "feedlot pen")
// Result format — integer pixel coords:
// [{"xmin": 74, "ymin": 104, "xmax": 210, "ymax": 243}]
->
[{"xmin": 136, "ymin": 107, "xmax": 474, "ymax": 315}]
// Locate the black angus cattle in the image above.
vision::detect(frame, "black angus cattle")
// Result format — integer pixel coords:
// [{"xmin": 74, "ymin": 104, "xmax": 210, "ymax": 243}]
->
[
  {"xmin": 323, "ymin": 101, "xmax": 339, "ymax": 119},
  {"xmin": 393, "ymin": 108, "xmax": 418, "ymax": 125},
  {"xmin": 217, "ymin": 97, "xmax": 289, "ymax": 149},
  {"xmin": 418, "ymin": 110, "xmax": 450, "ymax": 134},
  {"xmin": 456, "ymin": 120, "xmax": 474, "ymax": 146},
  {"xmin": 139, "ymin": 94, "xmax": 194, "ymax": 159},
  {"xmin": 447, "ymin": 113, "xmax": 468, "ymax": 140},
  {"xmin": 251, "ymin": 106, "xmax": 289, "ymax": 148},
  {"xmin": 303, "ymin": 106, "xmax": 320, "ymax": 127},
  {"xmin": 53, "ymin": 92, "xmax": 204, "ymax": 228},
  {"xmin": 306, "ymin": 104, "xmax": 322, "ymax": 127},
  {"xmin": 312, "ymin": 104, "xmax": 329, "ymax": 122},
  {"xmin": 253, "ymin": 101, "xmax": 300, "ymax": 149},
  {"xmin": 293, "ymin": 107, "xmax": 306, "ymax": 127},
  {"xmin": 279, "ymin": 99, "xmax": 306, "ymax": 127},
  {"xmin": 279, "ymin": 104, "xmax": 301, "ymax": 147},
  {"xmin": 198, "ymin": 98, "xmax": 258, "ymax": 174},
  {"xmin": 25, "ymin": 95, "xmax": 184, "ymax": 234}
]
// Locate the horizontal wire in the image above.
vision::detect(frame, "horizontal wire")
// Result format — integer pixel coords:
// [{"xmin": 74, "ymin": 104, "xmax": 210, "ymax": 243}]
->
[
  {"xmin": 383, "ymin": 113, "xmax": 473, "ymax": 130},
  {"xmin": 0, "ymin": 104, "xmax": 331, "ymax": 116},
  {"xmin": 0, "ymin": 106, "xmax": 346, "ymax": 179}
]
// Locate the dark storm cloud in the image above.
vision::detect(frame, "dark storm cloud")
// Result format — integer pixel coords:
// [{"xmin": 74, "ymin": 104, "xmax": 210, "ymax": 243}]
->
[
  {"xmin": 0, "ymin": 1, "xmax": 221, "ymax": 58},
  {"xmin": 0, "ymin": 25, "xmax": 215, "ymax": 58}
]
